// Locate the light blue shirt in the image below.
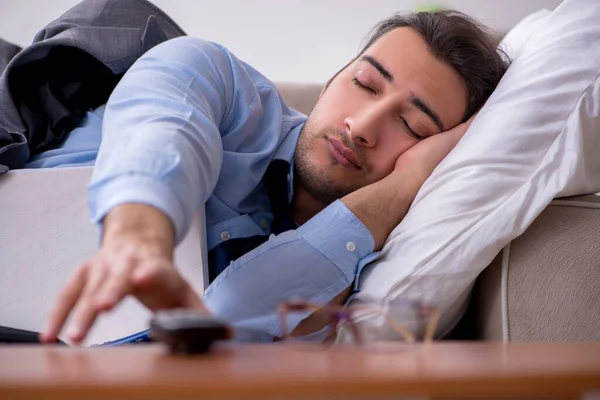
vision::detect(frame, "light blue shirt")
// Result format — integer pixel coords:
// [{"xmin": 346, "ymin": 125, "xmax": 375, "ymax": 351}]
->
[{"xmin": 59, "ymin": 37, "xmax": 380, "ymax": 340}]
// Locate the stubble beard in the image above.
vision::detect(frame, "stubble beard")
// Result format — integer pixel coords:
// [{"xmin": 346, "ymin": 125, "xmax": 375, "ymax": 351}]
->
[{"xmin": 294, "ymin": 119, "xmax": 369, "ymax": 205}]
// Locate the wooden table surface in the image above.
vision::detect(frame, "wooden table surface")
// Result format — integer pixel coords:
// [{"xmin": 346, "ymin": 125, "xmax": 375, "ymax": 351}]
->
[{"xmin": 1, "ymin": 342, "xmax": 599, "ymax": 399}]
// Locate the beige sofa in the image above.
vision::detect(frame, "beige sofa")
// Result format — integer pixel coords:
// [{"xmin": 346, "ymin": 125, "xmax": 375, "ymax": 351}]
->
[
  {"xmin": 1, "ymin": 82, "xmax": 598, "ymax": 344},
  {"xmin": 277, "ymin": 82, "xmax": 600, "ymax": 342}
]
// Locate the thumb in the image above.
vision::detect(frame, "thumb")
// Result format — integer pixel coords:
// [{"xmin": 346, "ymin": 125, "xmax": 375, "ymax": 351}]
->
[
  {"xmin": 131, "ymin": 263, "xmax": 184, "ymax": 308},
  {"xmin": 132, "ymin": 262, "xmax": 205, "ymax": 312}
]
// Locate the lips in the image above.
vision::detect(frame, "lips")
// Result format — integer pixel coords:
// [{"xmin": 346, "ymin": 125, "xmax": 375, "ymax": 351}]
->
[{"xmin": 327, "ymin": 138, "xmax": 360, "ymax": 170}]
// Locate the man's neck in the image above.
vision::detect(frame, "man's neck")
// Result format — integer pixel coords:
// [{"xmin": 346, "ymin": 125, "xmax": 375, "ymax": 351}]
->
[{"xmin": 290, "ymin": 176, "xmax": 328, "ymax": 226}]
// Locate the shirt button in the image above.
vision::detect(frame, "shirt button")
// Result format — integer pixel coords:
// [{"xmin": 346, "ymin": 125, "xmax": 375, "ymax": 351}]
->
[
  {"xmin": 220, "ymin": 231, "xmax": 231, "ymax": 241},
  {"xmin": 260, "ymin": 219, "xmax": 269, "ymax": 229},
  {"xmin": 346, "ymin": 241, "xmax": 356, "ymax": 252}
]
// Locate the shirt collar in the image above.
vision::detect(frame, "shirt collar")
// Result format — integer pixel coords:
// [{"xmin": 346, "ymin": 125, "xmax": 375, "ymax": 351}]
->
[
  {"xmin": 273, "ymin": 121, "xmax": 304, "ymax": 164},
  {"xmin": 273, "ymin": 121, "xmax": 304, "ymax": 201}
]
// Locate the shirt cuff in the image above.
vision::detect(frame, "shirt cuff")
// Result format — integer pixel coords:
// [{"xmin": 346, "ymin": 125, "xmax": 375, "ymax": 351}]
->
[
  {"xmin": 296, "ymin": 199, "xmax": 375, "ymax": 282},
  {"xmin": 88, "ymin": 174, "xmax": 186, "ymax": 243}
]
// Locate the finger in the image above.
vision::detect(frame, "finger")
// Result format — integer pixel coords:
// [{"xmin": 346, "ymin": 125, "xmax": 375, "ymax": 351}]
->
[
  {"xmin": 442, "ymin": 119, "xmax": 472, "ymax": 143},
  {"xmin": 95, "ymin": 257, "xmax": 136, "ymax": 312},
  {"xmin": 131, "ymin": 262, "xmax": 185, "ymax": 309},
  {"xmin": 65, "ymin": 262, "xmax": 108, "ymax": 343},
  {"xmin": 133, "ymin": 262, "xmax": 207, "ymax": 312},
  {"xmin": 457, "ymin": 110, "xmax": 480, "ymax": 135},
  {"xmin": 130, "ymin": 261, "xmax": 162, "ymax": 287},
  {"xmin": 467, "ymin": 110, "xmax": 480, "ymax": 123},
  {"xmin": 40, "ymin": 264, "xmax": 89, "ymax": 343}
]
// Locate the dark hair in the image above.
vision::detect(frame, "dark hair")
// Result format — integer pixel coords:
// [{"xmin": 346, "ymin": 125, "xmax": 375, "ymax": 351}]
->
[{"xmin": 357, "ymin": 10, "xmax": 509, "ymax": 122}]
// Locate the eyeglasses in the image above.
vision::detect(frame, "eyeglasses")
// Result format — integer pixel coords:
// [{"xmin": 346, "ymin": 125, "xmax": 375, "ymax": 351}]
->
[
  {"xmin": 90, "ymin": 298, "xmax": 438, "ymax": 349},
  {"xmin": 277, "ymin": 297, "xmax": 439, "ymax": 349}
]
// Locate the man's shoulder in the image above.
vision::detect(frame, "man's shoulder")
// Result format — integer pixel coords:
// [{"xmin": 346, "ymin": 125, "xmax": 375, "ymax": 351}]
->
[
  {"xmin": 165, "ymin": 36, "xmax": 229, "ymax": 52},
  {"xmin": 145, "ymin": 36, "xmax": 239, "ymax": 69},
  {"xmin": 147, "ymin": 36, "xmax": 277, "ymax": 91}
]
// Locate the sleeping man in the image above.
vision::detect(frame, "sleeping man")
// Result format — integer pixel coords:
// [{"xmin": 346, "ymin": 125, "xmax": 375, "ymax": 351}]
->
[{"xmin": 40, "ymin": 10, "xmax": 508, "ymax": 344}]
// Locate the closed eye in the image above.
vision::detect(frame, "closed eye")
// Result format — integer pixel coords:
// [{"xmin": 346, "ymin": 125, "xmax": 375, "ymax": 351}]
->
[
  {"xmin": 400, "ymin": 117, "xmax": 425, "ymax": 140},
  {"xmin": 352, "ymin": 77, "xmax": 377, "ymax": 95}
]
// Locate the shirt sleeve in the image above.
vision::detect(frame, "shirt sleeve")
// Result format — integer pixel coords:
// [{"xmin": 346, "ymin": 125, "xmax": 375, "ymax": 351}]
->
[
  {"xmin": 203, "ymin": 199, "xmax": 380, "ymax": 340},
  {"xmin": 88, "ymin": 36, "xmax": 282, "ymax": 243}
]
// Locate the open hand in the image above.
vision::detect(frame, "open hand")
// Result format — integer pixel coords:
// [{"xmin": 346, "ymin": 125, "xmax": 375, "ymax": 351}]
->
[
  {"xmin": 40, "ymin": 205, "xmax": 207, "ymax": 344},
  {"xmin": 394, "ymin": 112, "xmax": 477, "ymax": 184}
]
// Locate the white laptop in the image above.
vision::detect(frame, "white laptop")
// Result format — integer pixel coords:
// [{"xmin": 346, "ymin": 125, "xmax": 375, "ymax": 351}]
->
[{"xmin": 0, "ymin": 166, "xmax": 207, "ymax": 346}]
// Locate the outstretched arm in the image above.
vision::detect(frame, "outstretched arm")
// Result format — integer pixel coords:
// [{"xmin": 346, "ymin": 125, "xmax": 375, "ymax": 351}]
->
[{"xmin": 42, "ymin": 36, "xmax": 299, "ymax": 343}]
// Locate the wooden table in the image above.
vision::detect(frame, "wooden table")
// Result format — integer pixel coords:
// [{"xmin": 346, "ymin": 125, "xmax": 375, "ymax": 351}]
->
[{"xmin": 1, "ymin": 342, "xmax": 599, "ymax": 399}]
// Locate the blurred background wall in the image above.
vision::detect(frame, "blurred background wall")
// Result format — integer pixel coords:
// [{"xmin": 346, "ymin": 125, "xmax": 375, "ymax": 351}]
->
[{"xmin": 0, "ymin": 0, "xmax": 563, "ymax": 82}]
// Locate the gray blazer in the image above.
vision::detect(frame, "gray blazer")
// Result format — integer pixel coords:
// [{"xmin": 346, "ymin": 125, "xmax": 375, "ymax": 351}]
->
[{"xmin": 0, "ymin": 0, "xmax": 185, "ymax": 169}]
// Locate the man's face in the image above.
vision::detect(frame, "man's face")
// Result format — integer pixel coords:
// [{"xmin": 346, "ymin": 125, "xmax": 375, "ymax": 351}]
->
[{"xmin": 295, "ymin": 27, "xmax": 468, "ymax": 204}]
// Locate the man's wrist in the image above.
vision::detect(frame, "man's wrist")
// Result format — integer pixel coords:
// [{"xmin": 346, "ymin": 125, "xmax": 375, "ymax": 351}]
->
[
  {"xmin": 102, "ymin": 203, "xmax": 176, "ymax": 258},
  {"xmin": 342, "ymin": 171, "xmax": 417, "ymax": 250},
  {"xmin": 386, "ymin": 168, "xmax": 425, "ymax": 201}
]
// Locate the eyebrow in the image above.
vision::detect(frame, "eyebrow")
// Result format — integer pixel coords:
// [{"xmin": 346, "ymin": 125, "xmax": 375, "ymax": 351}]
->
[
  {"xmin": 361, "ymin": 55, "xmax": 393, "ymax": 82},
  {"xmin": 411, "ymin": 96, "xmax": 445, "ymax": 132},
  {"xmin": 361, "ymin": 55, "xmax": 445, "ymax": 132}
]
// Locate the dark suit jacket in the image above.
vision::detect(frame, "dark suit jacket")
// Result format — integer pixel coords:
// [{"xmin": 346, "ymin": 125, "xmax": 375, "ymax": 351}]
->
[{"xmin": 0, "ymin": 0, "xmax": 185, "ymax": 169}]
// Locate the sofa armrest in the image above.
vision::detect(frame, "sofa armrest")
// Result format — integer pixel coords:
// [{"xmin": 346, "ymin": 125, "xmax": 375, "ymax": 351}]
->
[{"xmin": 474, "ymin": 195, "xmax": 600, "ymax": 341}]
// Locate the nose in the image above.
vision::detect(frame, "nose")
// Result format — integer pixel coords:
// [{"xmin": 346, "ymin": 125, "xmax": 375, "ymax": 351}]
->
[{"xmin": 343, "ymin": 105, "xmax": 385, "ymax": 147}]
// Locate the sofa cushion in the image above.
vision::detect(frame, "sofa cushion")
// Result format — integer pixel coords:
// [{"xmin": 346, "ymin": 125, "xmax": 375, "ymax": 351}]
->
[{"xmin": 475, "ymin": 195, "xmax": 600, "ymax": 341}]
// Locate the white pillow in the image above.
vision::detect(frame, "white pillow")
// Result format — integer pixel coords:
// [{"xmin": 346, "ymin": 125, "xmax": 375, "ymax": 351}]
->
[
  {"xmin": 350, "ymin": 0, "xmax": 600, "ymax": 338},
  {"xmin": 500, "ymin": 9, "xmax": 552, "ymax": 60}
]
